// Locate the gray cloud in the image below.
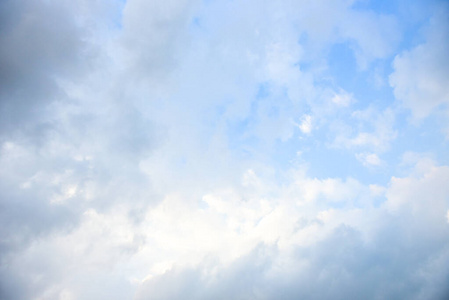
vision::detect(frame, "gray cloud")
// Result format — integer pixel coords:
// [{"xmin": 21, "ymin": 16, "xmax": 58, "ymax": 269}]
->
[
  {"xmin": 0, "ymin": 0, "xmax": 88, "ymax": 136},
  {"xmin": 0, "ymin": 0, "xmax": 159, "ymax": 265},
  {"xmin": 136, "ymin": 223, "xmax": 449, "ymax": 300}
]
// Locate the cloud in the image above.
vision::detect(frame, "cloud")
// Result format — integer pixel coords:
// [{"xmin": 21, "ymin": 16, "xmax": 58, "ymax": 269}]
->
[
  {"xmin": 0, "ymin": 0, "xmax": 157, "ymax": 263},
  {"xmin": 331, "ymin": 107, "xmax": 397, "ymax": 153},
  {"xmin": 0, "ymin": 0, "xmax": 123, "ymax": 136},
  {"xmin": 295, "ymin": 114, "xmax": 313, "ymax": 134},
  {"xmin": 132, "ymin": 160, "xmax": 449, "ymax": 300},
  {"xmin": 331, "ymin": 91, "xmax": 354, "ymax": 107},
  {"xmin": 1, "ymin": 1, "xmax": 448, "ymax": 299},
  {"xmin": 389, "ymin": 3, "xmax": 449, "ymax": 121},
  {"xmin": 296, "ymin": 0, "xmax": 400, "ymax": 68},
  {"xmin": 0, "ymin": 0, "xmax": 81, "ymax": 134},
  {"xmin": 117, "ymin": 0, "xmax": 199, "ymax": 82},
  {"xmin": 356, "ymin": 152, "xmax": 383, "ymax": 167},
  {"xmin": 4, "ymin": 158, "xmax": 445, "ymax": 300}
]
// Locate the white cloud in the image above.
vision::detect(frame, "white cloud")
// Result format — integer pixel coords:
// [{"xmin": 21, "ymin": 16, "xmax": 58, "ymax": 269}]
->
[
  {"xmin": 331, "ymin": 91, "xmax": 353, "ymax": 107},
  {"xmin": 132, "ymin": 161, "xmax": 449, "ymax": 300},
  {"xmin": 389, "ymin": 3, "xmax": 449, "ymax": 120},
  {"xmin": 332, "ymin": 107, "xmax": 397, "ymax": 153},
  {"xmin": 384, "ymin": 161, "xmax": 449, "ymax": 217},
  {"xmin": 296, "ymin": 114, "xmax": 313, "ymax": 134},
  {"xmin": 1, "ymin": 1, "xmax": 448, "ymax": 299},
  {"xmin": 356, "ymin": 152, "xmax": 383, "ymax": 167}
]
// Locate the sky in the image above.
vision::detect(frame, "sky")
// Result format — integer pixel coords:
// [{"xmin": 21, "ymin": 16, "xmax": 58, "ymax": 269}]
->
[{"xmin": 0, "ymin": 0, "xmax": 449, "ymax": 299}]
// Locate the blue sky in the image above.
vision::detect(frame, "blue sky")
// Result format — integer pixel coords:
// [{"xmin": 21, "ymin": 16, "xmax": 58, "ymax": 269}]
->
[{"xmin": 1, "ymin": 0, "xmax": 449, "ymax": 299}]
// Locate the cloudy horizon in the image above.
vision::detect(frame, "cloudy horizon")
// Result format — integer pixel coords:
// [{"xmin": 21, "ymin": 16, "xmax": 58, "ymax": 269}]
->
[{"xmin": 1, "ymin": 0, "xmax": 449, "ymax": 299}]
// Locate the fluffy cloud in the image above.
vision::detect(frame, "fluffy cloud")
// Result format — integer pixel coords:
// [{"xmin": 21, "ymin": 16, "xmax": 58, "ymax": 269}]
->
[
  {"xmin": 133, "ymin": 161, "xmax": 449, "ymax": 300},
  {"xmin": 389, "ymin": 3, "xmax": 449, "ymax": 121},
  {"xmin": 3, "ymin": 159, "xmax": 448, "ymax": 299},
  {"xmin": 1, "ymin": 0, "xmax": 448, "ymax": 299}
]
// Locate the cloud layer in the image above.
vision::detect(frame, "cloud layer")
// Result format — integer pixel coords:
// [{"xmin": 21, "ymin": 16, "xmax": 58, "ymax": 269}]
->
[{"xmin": 1, "ymin": 0, "xmax": 448, "ymax": 299}]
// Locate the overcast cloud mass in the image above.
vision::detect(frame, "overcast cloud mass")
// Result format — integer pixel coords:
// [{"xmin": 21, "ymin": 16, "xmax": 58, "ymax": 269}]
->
[{"xmin": 1, "ymin": 0, "xmax": 449, "ymax": 299}]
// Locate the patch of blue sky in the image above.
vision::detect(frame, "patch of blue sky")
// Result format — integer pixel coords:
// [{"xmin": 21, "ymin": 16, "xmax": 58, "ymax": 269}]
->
[
  {"xmin": 224, "ymin": 103, "xmax": 260, "ymax": 156},
  {"xmin": 109, "ymin": 0, "xmax": 127, "ymax": 30},
  {"xmin": 384, "ymin": 0, "xmax": 446, "ymax": 51},
  {"xmin": 326, "ymin": 41, "xmax": 396, "ymax": 110},
  {"xmin": 289, "ymin": 126, "xmax": 392, "ymax": 185},
  {"xmin": 189, "ymin": 16, "xmax": 205, "ymax": 35},
  {"xmin": 351, "ymin": 0, "xmax": 443, "ymax": 17},
  {"xmin": 351, "ymin": 0, "xmax": 400, "ymax": 15},
  {"xmin": 223, "ymin": 84, "xmax": 285, "ymax": 161}
]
